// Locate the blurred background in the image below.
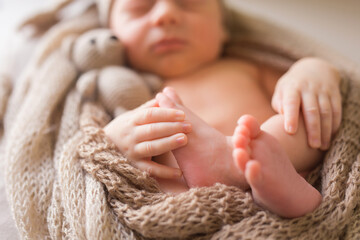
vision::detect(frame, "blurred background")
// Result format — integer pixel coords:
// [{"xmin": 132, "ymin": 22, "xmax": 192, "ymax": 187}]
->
[
  {"xmin": 0, "ymin": 0, "xmax": 359, "ymax": 239},
  {"xmin": 0, "ymin": 0, "xmax": 359, "ymax": 66},
  {"xmin": 227, "ymin": 0, "xmax": 360, "ymax": 65}
]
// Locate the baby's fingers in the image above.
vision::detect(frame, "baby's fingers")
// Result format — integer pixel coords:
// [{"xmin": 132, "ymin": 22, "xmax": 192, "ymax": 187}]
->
[
  {"xmin": 138, "ymin": 99, "xmax": 159, "ymax": 109},
  {"xmin": 133, "ymin": 133, "xmax": 187, "ymax": 158},
  {"xmin": 271, "ymin": 89, "xmax": 283, "ymax": 114},
  {"xmin": 134, "ymin": 122, "xmax": 192, "ymax": 142},
  {"xmin": 283, "ymin": 90, "xmax": 301, "ymax": 134},
  {"xmin": 318, "ymin": 95, "xmax": 333, "ymax": 150},
  {"xmin": 135, "ymin": 108, "xmax": 185, "ymax": 125},
  {"xmin": 132, "ymin": 158, "xmax": 182, "ymax": 179},
  {"xmin": 331, "ymin": 90, "xmax": 342, "ymax": 134},
  {"xmin": 302, "ymin": 93, "xmax": 321, "ymax": 148}
]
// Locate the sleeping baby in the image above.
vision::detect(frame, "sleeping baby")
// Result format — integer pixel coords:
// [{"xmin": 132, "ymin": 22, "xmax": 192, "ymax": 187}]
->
[{"xmin": 104, "ymin": 0, "xmax": 342, "ymax": 218}]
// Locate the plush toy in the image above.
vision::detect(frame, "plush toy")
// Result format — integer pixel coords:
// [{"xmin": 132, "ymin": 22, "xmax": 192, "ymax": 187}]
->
[
  {"xmin": 0, "ymin": 73, "xmax": 12, "ymax": 125},
  {"xmin": 63, "ymin": 28, "xmax": 124, "ymax": 72},
  {"xmin": 73, "ymin": 29, "xmax": 162, "ymax": 117}
]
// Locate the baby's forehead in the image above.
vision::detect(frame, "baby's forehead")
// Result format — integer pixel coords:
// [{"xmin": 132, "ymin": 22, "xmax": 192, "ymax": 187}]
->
[
  {"xmin": 116, "ymin": 0, "xmax": 226, "ymax": 15},
  {"xmin": 118, "ymin": 0, "xmax": 225, "ymax": 8}
]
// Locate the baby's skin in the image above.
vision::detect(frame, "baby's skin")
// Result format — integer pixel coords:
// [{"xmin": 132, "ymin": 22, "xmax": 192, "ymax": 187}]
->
[
  {"xmin": 105, "ymin": 57, "xmax": 341, "ymax": 218},
  {"xmin": 156, "ymin": 87, "xmax": 322, "ymax": 218},
  {"xmin": 107, "ymin": 0, "xmax": 342, "ymax": 218}
]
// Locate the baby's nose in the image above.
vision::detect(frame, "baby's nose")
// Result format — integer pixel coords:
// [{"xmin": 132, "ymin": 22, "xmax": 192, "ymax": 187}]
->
[{"xmin": 150, "ymin": 1, "xmax": 181, "ymax": 27}]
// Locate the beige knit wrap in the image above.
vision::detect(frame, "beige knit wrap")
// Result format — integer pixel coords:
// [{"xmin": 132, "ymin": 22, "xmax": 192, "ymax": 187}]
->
[{"xmin": 1, "ymin": 1, "xmax": 360, "ymax": 239}]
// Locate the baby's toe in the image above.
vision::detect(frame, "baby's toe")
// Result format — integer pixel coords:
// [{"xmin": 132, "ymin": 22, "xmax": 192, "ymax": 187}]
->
[
  {"xmin": 237, "ymin": 115, "xmax": 261, "ymax": 139},
  {"xmin": 163, "ymin": 87, "xmax": 183, "ymax": 105},
  {"xmin": 156, "ymin": 92, "xmax": 176, "ymax": 108},
  {"xmin": 244, "ymin": 160, "xmax": 262, "ymax": 188},
  {"xmin": 233, "ymin": 148, "xmax": 249, "ymax": 172},
  {"xmin": 232, "ymin": 129, "xmax": 249, "ymax": 148}
]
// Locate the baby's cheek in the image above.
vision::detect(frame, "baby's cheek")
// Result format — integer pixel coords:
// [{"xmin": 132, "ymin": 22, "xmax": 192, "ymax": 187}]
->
[
  {"xmin": 116, "ymin": 26, "xmax": 147, "ymax": 54},
  {"xmin": 192, "ymin": 19, "xmax": 225, "ymax": 55},
  {"xmin": 123, "ymin": 40, "xmax": 152, "ymax": 72}
]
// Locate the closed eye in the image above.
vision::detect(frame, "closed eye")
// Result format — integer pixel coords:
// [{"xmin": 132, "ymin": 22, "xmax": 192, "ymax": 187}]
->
[
  {"xmin": 177, "ymin": 0, "xmax": 207, "ymax": 9},
  {"xmin": 123, "ymin": 0, "xmax": 155, "ymax": 16}
]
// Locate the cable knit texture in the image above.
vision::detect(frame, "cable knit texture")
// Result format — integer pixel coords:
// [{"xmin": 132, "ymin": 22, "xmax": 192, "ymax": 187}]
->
[{"xmin": 1, "ymin": 1, "xmax": 359, "ymax": 239}]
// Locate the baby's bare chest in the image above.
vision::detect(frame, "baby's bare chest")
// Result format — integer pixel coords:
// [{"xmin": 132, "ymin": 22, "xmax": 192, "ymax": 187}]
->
[{"xmin": 165, "ymin": 67, "xmax": 276, "ymax": 135}]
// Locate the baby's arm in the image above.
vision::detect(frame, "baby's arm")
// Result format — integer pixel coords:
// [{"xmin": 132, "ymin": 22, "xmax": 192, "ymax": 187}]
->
[
  {"xmin": 271, "ymin": 57, "xmax": 341, "ymax": 150},
  {"xmin": 104, "ymin": 99, "xmax": 191, "ymax": 179}
]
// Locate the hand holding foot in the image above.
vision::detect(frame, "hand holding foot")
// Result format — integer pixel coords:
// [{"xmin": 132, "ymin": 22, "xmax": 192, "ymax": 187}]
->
[
  {"xmin": 104, "ymin": 99, "xmax": 191, "ymax": 179},
  {"xmin": 156, "ymin": 87, "xmax": 247, "ymax": 188}
]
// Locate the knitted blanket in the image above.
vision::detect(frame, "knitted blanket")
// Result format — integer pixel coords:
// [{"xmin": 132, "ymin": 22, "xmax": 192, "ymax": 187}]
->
[{"xmin": 1, "ymin": 1, "xmax": 360, "ymax": 239}]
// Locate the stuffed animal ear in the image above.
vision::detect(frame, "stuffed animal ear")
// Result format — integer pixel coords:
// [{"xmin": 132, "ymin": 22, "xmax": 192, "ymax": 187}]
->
[
  {"xmin": 76, "ymin": 69, "xmax": 99, "ymax": 99},
  {"xmin": 17, "ymin": 0, "xmax": 75, "ymax": 37},
  {"xmin": 141, "ymin": 73, "xmax": 163, "ymax": 94},
  {"xmin": 18, "ymin": 12, "xmax": 59, "ymax": 37}
]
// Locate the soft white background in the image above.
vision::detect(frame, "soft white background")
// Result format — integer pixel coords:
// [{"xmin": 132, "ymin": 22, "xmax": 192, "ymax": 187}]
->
[
  {"xmin": 0, "ymin": 0, "xmax": 359, "ymax": 239},
  {"xmin": 227, "ymin": 0, "xmax": 360, "ymax": 65}
]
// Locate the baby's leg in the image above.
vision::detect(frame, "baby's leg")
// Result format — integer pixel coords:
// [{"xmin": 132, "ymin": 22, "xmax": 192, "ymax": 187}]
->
[
  {"xmin": 262, "ymin": 114, "xmax": 324, "ymax": 173},
  {"xmin": 233, "ymin": 114, "xmax": 322, "ymax": 218}
]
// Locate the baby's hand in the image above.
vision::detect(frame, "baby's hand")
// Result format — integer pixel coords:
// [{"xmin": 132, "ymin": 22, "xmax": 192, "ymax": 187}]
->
[
  {"xmin": 104, "ymin": 99, "xmax": 192, "ymax": 179},
  {"xmin": 271, "ymin": 57, "xmax": 342, "ymax": 150}
]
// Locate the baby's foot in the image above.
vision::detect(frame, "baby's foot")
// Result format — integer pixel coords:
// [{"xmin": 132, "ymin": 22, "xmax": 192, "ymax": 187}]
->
[
  {"xmin": 233, "ymin": 115, "xmax": 322, "ymax": 218},
  {"xmin": 156, "ymin": 87, "xmax": 247, "ymax": 189}
]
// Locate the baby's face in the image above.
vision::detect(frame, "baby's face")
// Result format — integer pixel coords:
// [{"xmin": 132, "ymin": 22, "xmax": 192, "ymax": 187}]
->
[{"xmin": 110, "ymin": 0, "xmax": 226, "ymax": 78}]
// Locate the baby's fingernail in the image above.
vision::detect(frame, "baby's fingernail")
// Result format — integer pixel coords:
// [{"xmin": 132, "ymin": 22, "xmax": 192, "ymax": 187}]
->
[
  {"xmin": 322, "ymin": 142, "xmax": 330, "ymax": 150},
  {"xmin": 175, "ymin": 169, "xmax": 183, "ymax": 178},
  {"xmin": 182, "ymin": 123, "xmax": 192, "ymax": 132},
  {"xmin": 312, "ymin": 139, "xmax": 321, "ymax": 148},
  {"xmin": 176, "ymin": 135, "xmax": 186, "ymax": 144},
  {"xmin": 175, "ymin": 111, "xmax": 185, "ymax": 120},
  {"xmin": 286, "ymin": 125, "xmax": 295, "ymax": 134},
  {"xmin": 286, "ymin": 125, "xmax": 292, "ymax": 132}
]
